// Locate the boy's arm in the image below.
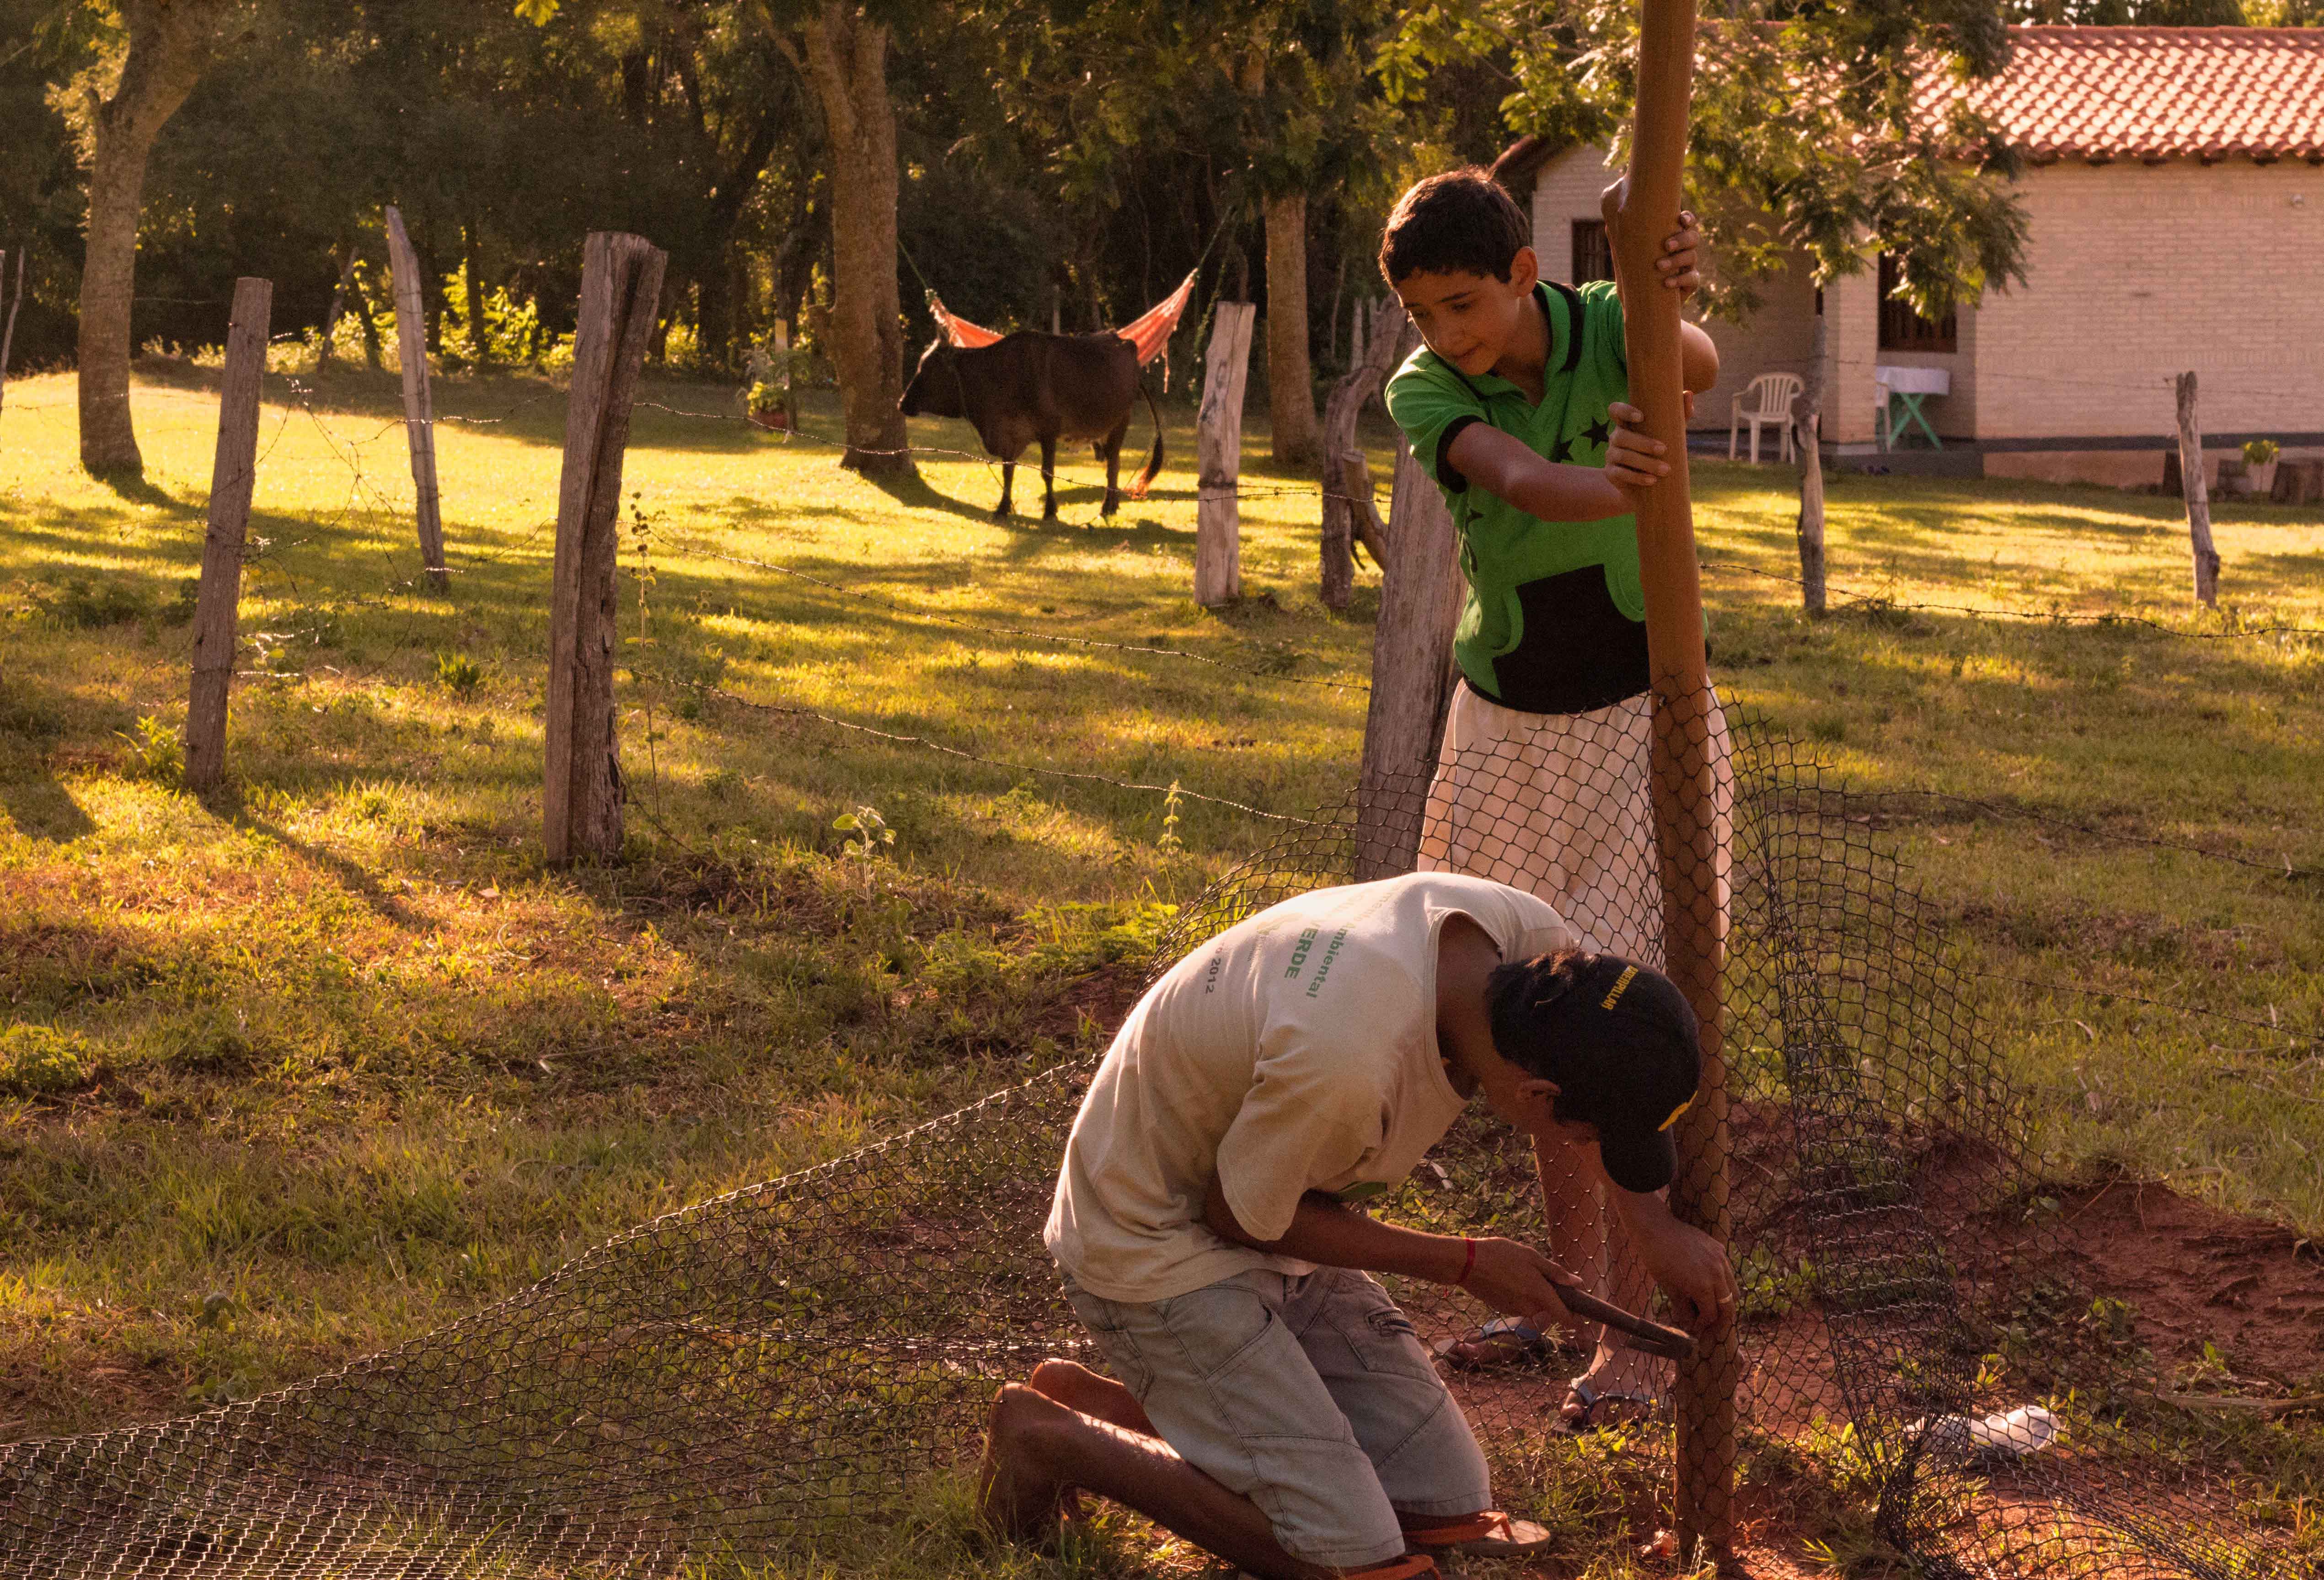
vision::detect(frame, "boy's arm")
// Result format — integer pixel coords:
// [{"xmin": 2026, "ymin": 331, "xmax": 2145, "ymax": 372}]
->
[
  {"xmin": 1203, "ymin": 1173, "xmax": 1587, "ymax": 1331},
  {"xmin": 1445, "ymin": 423, "xmax": 1634, "ymax": 523}
]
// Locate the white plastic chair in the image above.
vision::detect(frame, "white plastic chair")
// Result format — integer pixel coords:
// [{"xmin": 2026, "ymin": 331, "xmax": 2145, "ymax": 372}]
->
[{"xmin": 1729, "ymin": 372, "xmax": 1804, "ymax": 464}]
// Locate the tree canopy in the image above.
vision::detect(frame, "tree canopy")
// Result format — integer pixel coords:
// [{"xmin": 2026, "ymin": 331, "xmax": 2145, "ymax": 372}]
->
[{"xmin": 3, "ymin": 0, "xmax": 2302, "ymax": 417}]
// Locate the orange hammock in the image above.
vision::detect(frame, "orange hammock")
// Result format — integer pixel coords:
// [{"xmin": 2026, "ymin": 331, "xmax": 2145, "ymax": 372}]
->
[{"xmin": 927, "ymin": 269, "xmax": 1198, "ymax": 388}]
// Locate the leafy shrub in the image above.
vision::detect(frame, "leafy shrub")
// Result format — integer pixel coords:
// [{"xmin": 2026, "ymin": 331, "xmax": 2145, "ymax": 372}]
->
[
  {"xmin": 2244, "ymin": 438, "xmax": 2280, "ymax": 466},
  {"xmin": 434, "ymin": 652, "xmax": 485, "ymax": 699},
  {"xmin": 41, "ymin": 576, "xmax": 152, "ymax": 629},
  {"xmin": 0, "ymin": 1025, "xmax": 95, "ymax": 1097},
  {"xmin": 117, "ymin": 715, "xmax": 184, "ymax": 784},
  {"xmin": 165, "ymin": 578, "xmax": 202, "ymax": 625}
]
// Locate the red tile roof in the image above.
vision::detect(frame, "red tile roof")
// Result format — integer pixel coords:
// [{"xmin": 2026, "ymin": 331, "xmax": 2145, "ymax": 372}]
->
[
  {"xmin": 1497, "ymin": 28, "xmax": 2324, "ymax": 176},
  {"xmin": 1928, "ymin": 27, "xmax": 2324, "ymax": 163}
]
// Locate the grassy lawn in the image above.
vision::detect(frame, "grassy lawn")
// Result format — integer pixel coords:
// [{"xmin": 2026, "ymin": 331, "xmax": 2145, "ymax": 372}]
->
[{"xmin": 1, "ymin": 361, "xmax": 2320, "ymax": 1564}]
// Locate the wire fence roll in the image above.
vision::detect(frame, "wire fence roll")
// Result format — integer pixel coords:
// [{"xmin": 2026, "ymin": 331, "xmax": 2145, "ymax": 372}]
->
[{"xmin": 0, "ymin": 690, "xmax": 2285, "ymax": 1578}]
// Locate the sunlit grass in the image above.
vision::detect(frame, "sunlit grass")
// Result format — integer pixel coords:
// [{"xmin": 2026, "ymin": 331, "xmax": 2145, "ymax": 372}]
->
[{"xmin": 1, "ymin": 360, "xmax": 2320, "ymax": 1494}]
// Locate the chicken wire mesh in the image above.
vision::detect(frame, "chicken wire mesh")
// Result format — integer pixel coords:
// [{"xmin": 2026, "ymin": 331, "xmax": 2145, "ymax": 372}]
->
[{"xmin": 0, "ymin": 683, "xmax": 2292, "ymax": 1578}]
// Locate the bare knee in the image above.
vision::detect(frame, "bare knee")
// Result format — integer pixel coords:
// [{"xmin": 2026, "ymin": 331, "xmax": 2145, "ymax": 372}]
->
[{"xmin": 1028, "ymin": 1357, "xmax": 1103, "ymax": 1401}]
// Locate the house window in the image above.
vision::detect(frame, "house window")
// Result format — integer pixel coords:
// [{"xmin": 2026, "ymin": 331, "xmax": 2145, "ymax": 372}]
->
[
  {"xmin": 1877, "ymin": 253, "xmax": 1957, "ymax": 353},
  {"xmin": 1570, "ymin": 220, "xmax": 1614, "ymax": 284}
]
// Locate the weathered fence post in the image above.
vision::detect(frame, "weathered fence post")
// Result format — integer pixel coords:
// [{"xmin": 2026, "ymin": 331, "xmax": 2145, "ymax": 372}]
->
[
  {"xmin": 1794, "ymin": 314, "xmax": 1828, "ymax": 616},
  {"xmin": 1195, "ymin": 300, "xmax": 1256, "ymax": 607},
  {"xmin": 1319, "ymin": 305, "xmax": 1412, "ymax": 609},
  {"xmin": 184, "ymin": 277, "xmax": 272, "ymax": 792},
  {"xmin": 543, "ymin": 231, "xmax": 667, "ymax": 866},
  {"xmin": 384, "ymin": 206, "xmax": 449, "ymax": 592},
  {"xmin": 2174, "ymin": 371, "xmax": 2221, "ymax": 608},
  {"xmin": 1352, "ymin": 438, "xmax": 1464, "ymax": 879},
  {"xmin": 1608, "ymin": 0, "xmax": 1734, "ymax": 1552},
  {"xmin": 0, "ymin": 246, "xmax": 24, "ymax": 416}
]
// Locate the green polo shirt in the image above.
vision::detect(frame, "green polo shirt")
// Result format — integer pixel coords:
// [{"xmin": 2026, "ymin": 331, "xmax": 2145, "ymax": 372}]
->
[{"xmin": 1384, "ymin": 279, "xmax": 1651, "ymax": 715}]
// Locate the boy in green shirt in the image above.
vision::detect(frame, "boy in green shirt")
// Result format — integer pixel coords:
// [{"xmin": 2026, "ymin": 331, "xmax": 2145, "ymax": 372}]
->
[{"xmin": 1379, "ymin": 166, "xmax": 1732, "ymax": 1431}]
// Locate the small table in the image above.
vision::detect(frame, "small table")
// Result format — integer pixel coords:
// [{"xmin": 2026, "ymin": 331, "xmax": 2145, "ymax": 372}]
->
[{"xmin": 1875, "ymin": 365, "xmax": 1951, "ymax": 451}]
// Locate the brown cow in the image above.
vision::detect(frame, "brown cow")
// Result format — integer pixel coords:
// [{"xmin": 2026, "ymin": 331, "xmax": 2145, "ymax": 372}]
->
[{"xmin": 899, "ymin": 331, "xmax": 1163, "ymax": 520}]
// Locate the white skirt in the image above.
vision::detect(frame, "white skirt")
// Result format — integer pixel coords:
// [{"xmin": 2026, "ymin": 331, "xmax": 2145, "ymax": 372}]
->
[{"xmin": 1416, "ymin": 683, "xmax": 1732, "ymax": 967}]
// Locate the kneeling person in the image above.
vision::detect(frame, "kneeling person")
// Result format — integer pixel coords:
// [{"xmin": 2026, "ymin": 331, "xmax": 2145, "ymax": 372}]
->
[{"xmin": 980, "ymin": 870, "xmax": 1737, "ymax": 1580}]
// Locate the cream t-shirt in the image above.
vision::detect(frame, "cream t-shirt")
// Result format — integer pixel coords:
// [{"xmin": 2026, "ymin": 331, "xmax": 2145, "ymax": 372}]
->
[{"xmin": 1045, "ymin": 871, "xmax": 1576, "ymax": 1304}]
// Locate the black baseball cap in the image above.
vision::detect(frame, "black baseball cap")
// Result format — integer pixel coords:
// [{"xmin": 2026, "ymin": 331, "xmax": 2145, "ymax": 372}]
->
[{"xmin": 1486, "ymin": 952, "xmax": 1702, "ymax": 1193}]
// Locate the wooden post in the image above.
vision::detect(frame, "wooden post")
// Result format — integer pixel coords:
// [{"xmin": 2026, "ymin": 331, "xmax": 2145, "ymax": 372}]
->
[
  {"xmin": 544, "ymin": 232, "xmax": 667, "ymax": 866},
  {"xmin": 1320, "ymin": 310, "xmax": 1413, "ymax": 608},
  {"xmin": 184, "ymin": 277, "xmax": 272, "ymax": 792},
  {"xmin": 1345, "ymin": 451, "xmax": 1389, "ymax": 566},
  {"xmin": 1795, "ymin": 314, "xmax": 1828, "ymax": 617},
  {"xmin": 0, "ymin": 246, "xmax": 23, "ymax": 416},
  {"xmin": 1195, "ymin": 300, "xmax": 1257, "ymax": 607},
  {"xmin": 2174, "ymin": 372, "xmax": 2220, "ymax": 607},
  {"xmin": 1606, "ymin": 0, "xmax": 1734, "ymax": 1554},
  {"xmin": 384, "ymin": 206, "xmax": 449, "ymax": 592},
  {"xmin": 1353, "ymin": 438, "xmax": 1464, "ymax": 879}
]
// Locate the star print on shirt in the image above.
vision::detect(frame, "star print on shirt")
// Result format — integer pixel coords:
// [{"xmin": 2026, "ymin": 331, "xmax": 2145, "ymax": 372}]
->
[{"xmin": 1560, "ymin": 418, "xmax": 1612, "ymax": 463}]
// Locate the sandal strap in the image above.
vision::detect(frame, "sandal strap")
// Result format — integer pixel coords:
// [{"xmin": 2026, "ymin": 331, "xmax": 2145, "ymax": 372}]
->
[{"xmin": 1406, "ymin": 1511, "xmax": 1517, "ymax": 1547}]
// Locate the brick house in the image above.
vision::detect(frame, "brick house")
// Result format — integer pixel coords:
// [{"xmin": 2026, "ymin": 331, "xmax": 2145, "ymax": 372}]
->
[{"xmin": 1496, "ymin": 27, "xmax": 2324, "ymax": 485}]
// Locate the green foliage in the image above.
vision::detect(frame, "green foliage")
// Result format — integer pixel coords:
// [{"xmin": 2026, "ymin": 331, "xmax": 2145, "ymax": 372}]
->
[
  {"xmin": 434, "ymin": 652, "xmax": 486, "ymax": 699},
  {"xmin": 116, "ymin": 715, "xmax": 184, "ymax": 785},
  {"xmin": 0, "ymin": 1024, "xmax": 96, "ymax": 1097},
  {"xmin": 833, "ymin": 805, "xmax": 896, "ymax": 871},
  {"xmin": 2246, "ymin": 439, "xmax": 2281, "ymax": 467},
  {"xmin": 1382, "ymin": 0, "xmax": 2032, "ymax": 323},
  {"xmin": 440, "ymin": 271, "xmax": 546, "ymax": 368},
  {"xmin": 38, "ymin": 576, "xmax": 153, "ymax": 629}
]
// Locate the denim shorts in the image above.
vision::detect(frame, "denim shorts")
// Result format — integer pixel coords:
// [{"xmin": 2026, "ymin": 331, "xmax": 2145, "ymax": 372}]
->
[{"xmin": 1065, "ymin": 1266, "xmax": 1491, "ymax": 1569}]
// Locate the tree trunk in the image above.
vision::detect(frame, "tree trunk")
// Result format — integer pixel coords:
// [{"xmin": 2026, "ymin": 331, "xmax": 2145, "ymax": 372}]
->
[
  {"xmin": 461, "ymin": 222, "xmax": 488, "ymax": 367},
  {"xmin": 75, "ymin": 1, "xmax": 220, "ymax": 475},
  {"xmin": 1264, "ymin": 189, "xmax": 1321, "ymax": 468},
  {"xmin": 1319, "ymin": 310, "xmax": 1413, "ymax": 608},
  {"xmin": 1795, "ymin": 313, "xmax": 1827, "ymax": 616},
  {"xmin": 794, "ymin": 4, "xmax": 912, "ymax": 476},
  {"xmin": 2175, "ymin": 372, "xmax": 2220, "ymax": 607},
  {"xmin": 316, "ymin": 242, "xmax": 356, "ymax": 371},
  {"xmin": 352, "ymin": 262, "xmax": 385, "ymax": 370}
]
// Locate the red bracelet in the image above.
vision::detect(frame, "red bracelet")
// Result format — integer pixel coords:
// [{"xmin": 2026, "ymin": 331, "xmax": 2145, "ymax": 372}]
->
[{"xmin": 1455, "ymin": 1237, "xmax": 1477, "ymax": 1287}]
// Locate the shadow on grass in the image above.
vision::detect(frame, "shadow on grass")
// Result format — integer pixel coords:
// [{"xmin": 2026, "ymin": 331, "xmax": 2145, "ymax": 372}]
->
[
  {"xmin": 96, "ymin": 471, "xmax": 198, "ymax": 513},
  {"xmin": 198, "ymin": 786, "xmax": 427, "ymax": 931}
]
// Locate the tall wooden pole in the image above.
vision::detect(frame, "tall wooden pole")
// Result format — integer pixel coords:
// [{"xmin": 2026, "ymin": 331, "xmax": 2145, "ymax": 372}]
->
[
  {"xmin": 185, "ymin": 277, "xmax": 273, "ymax": 791},
  {"xmin": 1605, "ymin": 0, "xmax": 1735, "ymax": 1556},
  {"xmin": 384, "ymin": 206, "xmax": 449, "ymax": 592}
]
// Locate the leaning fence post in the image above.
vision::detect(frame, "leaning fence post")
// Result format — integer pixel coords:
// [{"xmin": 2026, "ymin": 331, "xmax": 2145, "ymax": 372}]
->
[
  {"xmin": 1195, "ymin": 300, "xmax": 1256, "ymax": 608},
  {"xmin": 1352, "ymin": 438, "xmax": 1463, "ymax": 879},
  {"xmin": 184, "ymin": 276, "xmax": 272, "ymax": 791},
  {"xmin": 384, "ymin": 206, "xmax": 449, "ymax": 592},
  {"xmin": 2174, "ymin": 372, "xmax": 2221, "ymax": 608},
  {"xmin": 543, "ymin": 231, "xmax": 668, "ymax": 866}
]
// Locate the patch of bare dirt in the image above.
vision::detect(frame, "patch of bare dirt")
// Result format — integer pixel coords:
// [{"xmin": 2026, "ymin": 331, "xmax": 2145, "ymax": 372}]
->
[{"xmin": 2050, "ymin": 1175, "xmax": 2324, "ymax": 1386}]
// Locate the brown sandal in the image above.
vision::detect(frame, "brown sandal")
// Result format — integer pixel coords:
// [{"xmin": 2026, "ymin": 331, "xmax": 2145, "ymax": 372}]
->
[{"xmin": 1405, "ymin": 1510, "xmax": 1555, "ymax": 1556}]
